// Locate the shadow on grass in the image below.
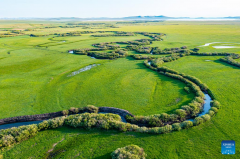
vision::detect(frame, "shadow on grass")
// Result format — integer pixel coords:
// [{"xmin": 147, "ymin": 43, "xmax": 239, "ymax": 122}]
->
[{"xmin": 214, "ymin": 59, "xmax": 240, "ymax": 70}]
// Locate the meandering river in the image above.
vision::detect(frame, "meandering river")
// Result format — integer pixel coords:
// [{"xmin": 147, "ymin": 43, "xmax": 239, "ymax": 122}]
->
[{"xmin": 0, "ymin": 93, "xmax": 212, "ymax": 130}]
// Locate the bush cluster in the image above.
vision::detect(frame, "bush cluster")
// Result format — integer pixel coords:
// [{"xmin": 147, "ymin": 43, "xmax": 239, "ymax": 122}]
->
[
  {"xmin": 182, "ymin": 75, "xmax": 208, "ymax": 91},
  {"xmin": 67, "ymin": 23, "xmax": 106, "ymax": 25},
  {"xmin": 73, "ymin": 48, "xmax": 107, "ymax": 54},
  {"xmin": 126, "ymin": 115, "xmax": 164, "ymax": 127},
  {"xmin": 88, "ymin": 52, "xmax": 120, "ymax": 59},
  {"xmin": 62, "ymin": 105, "xmax": 99, "ymax": 116},
  {"xmin": 123, "ymin": 39, "xmax": 151, "ymax": 46},
  {"xmin": 151, "ymin": 58, "xmax": 164, "ymax": 67},
  {"xmin": 211, "ymin": 100, "xmax": 221, "ymax": 109},
  {"xmin": 55, "ymin": 31, "xmax": 82, "ymax": 37},
  {"xmin": 92, "ymin": 42, "xmax": 120, "ymax": 50},
  {"xmin": 63, "ymin": 113, "xmax": 176, "ymax": 134},
  {"xmin": 29, "ymin": 34, "xmax": 50, "ymax": 37},
  {"xmin": 92, "ymin": 31, "xmax": 134, "ymax": 37},
  {"xmin": 111, "ymin": 145, "xmax": 147, "ymax": 159},
  {"xmin": 58, "ymin": 25, "xmax": 82, "ymax": 28},
  {"xmin": 0, "ymin": 124, "xmax": 38, "ymax": 147},
  {"xmin": 112, "ymin": 49, "xmax": 128, "ymax": 57},
  {"xmin": 127, "ymin": 45, "xmax": 152, "ymax": 54},
  {"xmin": 70, "ymin": 31, "xmax": 166, "ymax": 58},
  {"xmin": 161, "ymin": 54, "xmax": 183, "ymax": 62},
  {"xmin": 193, "ymin": 107, "xmax": 219, "ymax": 126},
  {"xmin": 131, "ymin": 54, "xmax": 153, "ymax": 60},
  {"xmin": 0, "ymin": 100, "xmax": 220, "ymax": 149},
  {"xmin": 191, "ymin": 52, "xmax": 239, "ymax": 58},
  {"xmin": 0, "ymin": 30, "xmax": 24, "ymax": 38},
  {"xmin": 220, "ymin": 56, "xmax": 240, "ymax": 68},
  {"xmin": 152, "ymin": 46, "xmax": 191, "ymax": 55},
  {"xmin": 135, "ymin": 32, "xmax": 164, "ymax": 41}
]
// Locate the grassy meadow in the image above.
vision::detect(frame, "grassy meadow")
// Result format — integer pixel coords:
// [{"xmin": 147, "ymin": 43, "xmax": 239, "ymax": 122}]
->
[{"xmin": 0, "ymin": 20, "xmax": 240, "ymax": 158}]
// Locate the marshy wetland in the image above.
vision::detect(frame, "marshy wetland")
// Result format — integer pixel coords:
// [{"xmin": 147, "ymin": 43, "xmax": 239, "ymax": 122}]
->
[{"xmin": 0, "ymin": 20, "xmax": 240, "ymax": 158}]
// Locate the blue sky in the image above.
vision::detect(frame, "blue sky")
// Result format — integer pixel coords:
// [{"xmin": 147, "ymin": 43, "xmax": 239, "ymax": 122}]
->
[{"xmin": 0, "ymin": 0, "xmax": 239, "ymax": 18}]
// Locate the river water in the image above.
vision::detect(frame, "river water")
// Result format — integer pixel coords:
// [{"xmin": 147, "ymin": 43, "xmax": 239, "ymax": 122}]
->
[{"xmin": 187, "ymin": 93, "xmax": 212, "ymax": 122}]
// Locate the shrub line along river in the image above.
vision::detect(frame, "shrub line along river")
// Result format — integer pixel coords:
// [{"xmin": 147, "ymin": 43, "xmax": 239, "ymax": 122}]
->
[{"xmin": 0, "ymin": 94, "xmax": 212, "ymax": 130}]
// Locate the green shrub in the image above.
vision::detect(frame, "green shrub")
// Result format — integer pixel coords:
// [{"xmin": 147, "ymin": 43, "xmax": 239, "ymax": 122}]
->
[
  {"xmin": 148, "ymin": 127, "xmax": 159, "ymax": 134},
  {"xmin": 151, "ymin": 58, "xmax": 164, "ymax": 68},
  {"xmin": 48, "ymin": 117, "xmax": 65, "ymax": 129},
  {"xmin": 169, "ymin": 114, "xmax": 178, "ymax": 122},
  {"xmin": 77, "ymin": 105, "xmax": 99, "ymax": 113},
  {"xmin": 1, "ymin": 135, "xmax": 15, "ymax": 147},
  {"xmin": 188, "ymin": 102, "xmax": 201, "ymax": 117},
  {"xmin": 64, "ymin": 113, "xmax": 121, "ymax": 130},
  {"xmin": 88, "ymin": 52, "xmax": 120, "ymax": 59},
  {"xmin": 183, "ymin": 75, "xmax": 208, "ymax": 91},
  {"xmin": 159, "ymin": 113, "xmax": 170, "ymax": 122},
  {"xmin": 181, "ymin": 121, "xmax": 193, "ymax": 129},
  {"xmin": 62, "ymin": 110, "xmax": 69, "ymax": 116},
  {"xmin": 70, "ymin": 107, "xmax": 79, "ymax": 114},
  {"xmin": 111, "ymin": 144, "xmax": 147, "ymax": 159},
  {"xmin": 136, "ymin": 127, "xmax": 149, "ymax": 133},
  {"xmin": 126, "ymin": 115, "xmax": 164, "ymax": 127},
  {"xmin": 131, "ymin": 54, "xmax": 152, "ymax": 60},
  {"xmin": 193, "ymin": 117, "xmax": 204, "ymax": 126},
  {"xmin": 157, "ymin": 125, "xmax": 172, "ymax": 134},
  {"xmin": 175, "ymin": 109, "xmax": 187, "ymax": 120},
  {"xmin": 201, "ymin": 114, "xmax": 211, "ymax": 121},
  {"xmin": 181, "ymin": 105, "xmax": 193, "ymax": 115},
  {"xmin": 116, "ymin": 122, "xmax": 128, "ymax": 132},
  {"xmin": 129, "ymin": 124, "xmax": 139, "ymax": 132},
  {"xmin": 0, "ymin": 124, "xmax": 39, "ymax": 148},
  {"xmin": 172, "ymin": 123, "xmax": 181, "ymax": 131},
  {"xmin": 208, "ymin": 110, "xmax": 215, "ymax": 116},
  {"xmin": 97, "ymin": 120, "xmax": 110, "ymax": 130},
  {"xmin": 148, "ymin": 117, "xmax": 164, "ymax": 127},
  {"xmin": 210, "ymin": 107, "xmax": 218, "ymax": 113},
  {"xmin": 194, "ymin": 97, "xmax": 205, "ymax": 104},
  {"xmin": 86, "ymin": 105, "xmax": 99, "ymax": 113},
  {"xmin": 220, "ymin": 56, "xmax": 240, "ymax": 68},
  {"xmin": 211, "ymin": 100, "xmax": 221, "ymax": 109},
  {"xmin": 37, "ymin": 120, "xmax": 50, "ymax": 130}
]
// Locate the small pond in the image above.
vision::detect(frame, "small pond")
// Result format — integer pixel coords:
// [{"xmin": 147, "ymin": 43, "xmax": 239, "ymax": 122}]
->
[
  {"xmin": 67, "ymin": 64, "xmax": 100, "ymax": 77},
  {"xmin": 213, "ymin": 46, "xmax": 240, "ymax": 49},
  {"xmin": 200, "ymin": 42, "xmax": 240, "ymax": 48}
]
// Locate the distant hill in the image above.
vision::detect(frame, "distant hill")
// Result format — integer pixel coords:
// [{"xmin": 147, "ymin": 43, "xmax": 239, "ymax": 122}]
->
[
  {"xmin": 122, "ymin": 15, "xmax": 174, "ymax": 19},
  {"xmin": 224, "ymin": 16, "xmax": 240, "ymax": 19},
  {"xmin": 1, "ymin": 15, "xmax": 239, "ymax": 21}
]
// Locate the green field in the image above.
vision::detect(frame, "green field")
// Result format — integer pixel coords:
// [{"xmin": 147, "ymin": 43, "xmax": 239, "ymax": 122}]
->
[{"xmin": 0, "ymin": 20, "xmax": 240, "ymax": 158}]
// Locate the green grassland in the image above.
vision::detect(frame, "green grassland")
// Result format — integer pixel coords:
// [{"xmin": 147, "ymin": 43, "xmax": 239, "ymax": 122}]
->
[
  {"xmin": 0, "ymin": 20, "xmax": 240, "ymax": 158},
  {"xmin": 0, "ymin": 33, "xmax": 192, "ymax": 118}
]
